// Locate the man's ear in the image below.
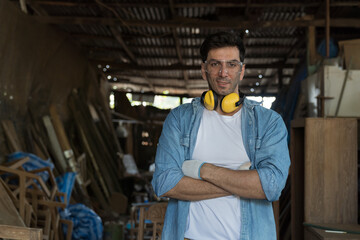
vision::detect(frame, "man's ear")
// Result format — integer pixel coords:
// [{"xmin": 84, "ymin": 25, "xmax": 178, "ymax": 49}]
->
[
  {"xmin": 201, "ymin": 63, "xmax": 207, "ymax": 80},
  {"xmin": 239, "ymin": 64, "xmax": 246, "ymax": 81}
]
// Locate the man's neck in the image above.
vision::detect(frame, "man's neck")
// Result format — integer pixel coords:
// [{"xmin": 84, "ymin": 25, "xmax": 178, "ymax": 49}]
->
[{"xmin": 215, "ymin": 104, "xmax": 242, "ymax": 116}]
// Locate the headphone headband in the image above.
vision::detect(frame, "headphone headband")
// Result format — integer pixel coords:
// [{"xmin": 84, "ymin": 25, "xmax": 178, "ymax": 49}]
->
[{"xmin": 235, "ymin": 92, "xmax": 245, "ymax": 106}]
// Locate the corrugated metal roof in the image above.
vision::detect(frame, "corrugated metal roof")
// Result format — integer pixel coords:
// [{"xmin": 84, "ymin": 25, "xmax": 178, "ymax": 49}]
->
[{"xmin": 11, "ymin": 0, "xmax": 360, "ymax": 96}]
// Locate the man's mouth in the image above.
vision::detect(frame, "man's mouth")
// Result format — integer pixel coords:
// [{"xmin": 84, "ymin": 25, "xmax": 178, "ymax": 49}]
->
[{"xmin": 216, "ymin": 79, "xmax": 230, "ymax": 87}]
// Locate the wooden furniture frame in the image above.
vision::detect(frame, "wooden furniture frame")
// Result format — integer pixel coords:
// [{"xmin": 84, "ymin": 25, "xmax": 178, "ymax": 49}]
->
[{"xmin": 0, "ymin": 164, "xmax": 70, "ymax": 240}]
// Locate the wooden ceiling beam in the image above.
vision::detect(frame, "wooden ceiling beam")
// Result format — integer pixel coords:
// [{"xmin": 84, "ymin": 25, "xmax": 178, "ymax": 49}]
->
[
  {"xmin": 71, "ymin": 33, "xmax": 302, "ymax": 40},
  {"xmin": 71, "ymin": 32, "xmax": 359, "ymax": 41},
  {"xmin": 33, "ymin": 16, "xmax": 360, "ymax": 28},
  {"xmin": 90, "ymin": 51, "xmax": 303, "ymax": 60},
  {"xmin": 244, "ymin": 0, "xmax": 251, "ymax": 18},
  {"xmin": 169, "ymin": 0, "xmax": 190, "ymax": 92},
  {"xmin": 112, "ymin": 88, "xmax": 277, "ymax": 98},
  {"xmin": 86, "ymin": 44, "xmax": 303, "ymax": 51},
  {"xmin": 25, "ymin": 0, "xmax": 49, "ymax": 15},
  {"xmin": 130, "ymin": 44, "xmax": 296, "ymax": 49},
  {"xmin": 95, "ymin": 0, "xmax": 156, "ymax": 92},
  {"xmin": 109, "ymin": 26, "xmax": 155, "ymax": 92},
  {"xmin": 258, "ymin": 34, "xmax": 306, "ymax": 93},
  {"xmin": 108, "ymin": 74, "xmax": 292, "ymax": 82},
  {"xmin": 30, "ymin": 1, "xmax": 360, "ymax": 8},
  {"xmin": 109, "ymin": 27, "xmax": 135, "ymax": 63},
  {"xmin": 97, "ymin": 61, "xmax": 295, "ymax": 71},
  {"xmin": 111, "ymin": 81, "xmax": 280, "ymax": 91}
]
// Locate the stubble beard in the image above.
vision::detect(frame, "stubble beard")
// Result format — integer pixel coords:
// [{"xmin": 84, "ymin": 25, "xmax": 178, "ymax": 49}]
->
[{"xmin": 206, "ymin": 72, "xmax": 240, "ymax": 97}]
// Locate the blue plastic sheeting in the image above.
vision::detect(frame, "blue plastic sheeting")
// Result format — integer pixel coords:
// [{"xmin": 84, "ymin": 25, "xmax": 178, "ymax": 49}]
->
[
  {"xmin": 284, "ymin": 63, "xmax": 308, "ymax": 131},
  {"xmin": 317, "ymin": 38, "xmax": 339, "ymax": 58},
  {"xmin": 56, "ymin": 172, "xmax": 103, "ymax": 239},
  {"xmin": 7, "ymin": 151, "xmax": 54, "ymax": 182},
  {"xmin": 56, "ymin": 172, "xmax": 77, "ymax": 206},
  {"xmin": 60, "ymin": 204, "xmax": 103, "ymax": 240},
  {"xmin": 6, "ymin": 152, "xmax": 103, "ymax": 239},
  {"xmin": 271, "ymin": 61, "xmax": 308, "ymax": 143}
]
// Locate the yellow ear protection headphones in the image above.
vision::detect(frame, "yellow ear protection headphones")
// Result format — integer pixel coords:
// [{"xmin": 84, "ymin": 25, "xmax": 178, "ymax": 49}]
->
[{"xmin": 201, "ymin": 90, "xmax": 245, "ymax": 113}]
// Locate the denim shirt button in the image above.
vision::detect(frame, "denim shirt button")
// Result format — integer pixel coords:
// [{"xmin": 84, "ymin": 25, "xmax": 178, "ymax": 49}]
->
[{"xmin": 249, "ymin": 121, "xmax": 252, "ymax": 125}]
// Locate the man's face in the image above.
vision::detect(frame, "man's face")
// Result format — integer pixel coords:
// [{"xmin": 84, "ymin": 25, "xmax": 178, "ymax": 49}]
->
[{"xmin": 201, "ymin": 46, "xmax": 245, "ymax": 96}]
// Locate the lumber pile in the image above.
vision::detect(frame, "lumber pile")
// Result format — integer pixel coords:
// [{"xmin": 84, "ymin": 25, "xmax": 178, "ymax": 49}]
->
[
  {"xmin": 68, "ymin": 89, "xmax": 124, "ymax": 209},
  {"xmin": 0, "ymin": 88, "xmax": 126, "ymax": 238}
]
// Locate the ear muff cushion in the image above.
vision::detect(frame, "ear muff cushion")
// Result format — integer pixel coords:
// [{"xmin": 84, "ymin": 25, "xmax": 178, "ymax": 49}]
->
[
  {"xmin": 201, "ymin": 90, "xmax": 218, "ymax": 110},
  {"xmin": 220, "ymin": 92, "xmax": 240, "ymax": 113}
]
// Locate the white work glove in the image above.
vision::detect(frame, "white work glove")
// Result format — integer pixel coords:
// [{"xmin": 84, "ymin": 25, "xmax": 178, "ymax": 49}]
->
[
  {"xmin": 182, "ymin": 160, "xmax": 206, "ymax": 180},
  {"xmin": 238, "ymin": 162, "xmax": 251, "ymax": 170}
]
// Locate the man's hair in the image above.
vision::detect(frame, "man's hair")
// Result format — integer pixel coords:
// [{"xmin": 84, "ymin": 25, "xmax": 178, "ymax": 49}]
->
[{"xmin": 200, "ymin": 31, "xmax": 245, "ymax": 63}]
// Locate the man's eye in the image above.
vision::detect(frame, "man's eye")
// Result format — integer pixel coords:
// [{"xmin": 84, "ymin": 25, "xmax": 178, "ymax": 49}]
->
[
  {"xmin": 210, "ymin": 62, "xmax": 219, "ymax": 67},
  {"xmin": 227, "ymin": 62, "xmax": 237, "ymax": 68}
]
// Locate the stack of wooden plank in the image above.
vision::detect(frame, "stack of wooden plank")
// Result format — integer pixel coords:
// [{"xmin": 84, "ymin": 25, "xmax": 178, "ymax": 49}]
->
[{"xmin": 68, "ymin": 89, "xmax": 125, "ymax": 210}]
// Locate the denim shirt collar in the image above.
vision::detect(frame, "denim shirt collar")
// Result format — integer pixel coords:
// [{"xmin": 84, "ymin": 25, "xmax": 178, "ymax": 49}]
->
[{"xmin": 191, "ymin": 96, "xmax": 261, "ymax": 112}]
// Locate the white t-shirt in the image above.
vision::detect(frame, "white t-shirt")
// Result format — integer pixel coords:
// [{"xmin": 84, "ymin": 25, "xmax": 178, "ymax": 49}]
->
[{"xmin": 184, "ymin": 108, "xmax": 250, "ymax": 240}]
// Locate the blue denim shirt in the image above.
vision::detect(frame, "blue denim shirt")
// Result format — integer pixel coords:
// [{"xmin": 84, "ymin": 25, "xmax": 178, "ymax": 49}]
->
[{"xmin": 151, "ymin": 97, "xmax": 290, "ymax": 240}]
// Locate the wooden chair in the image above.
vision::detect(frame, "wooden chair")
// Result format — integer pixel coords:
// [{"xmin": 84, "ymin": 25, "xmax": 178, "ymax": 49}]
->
[
  {"xmin": 136, "ymin": 202, "xmax": 167, "ymax": 240},
  {"xmin": 0, "ymin": 165, "xmax": 69, "ymax": 240},
  {"xmin": 145, "ymin": 202, "xmax": 167, "ymax": 240},
  {"xmin": 128, "ymin": 202, "xmax": 153, "ymax": 240}
]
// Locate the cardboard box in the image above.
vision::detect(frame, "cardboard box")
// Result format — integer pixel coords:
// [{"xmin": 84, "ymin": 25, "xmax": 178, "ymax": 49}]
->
[{"xmin": 338, "ymin": 39, "xmax": 360, "ymax": 69}]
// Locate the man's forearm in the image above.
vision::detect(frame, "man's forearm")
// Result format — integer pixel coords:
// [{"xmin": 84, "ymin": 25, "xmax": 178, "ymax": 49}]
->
[
  {"xmin": 162, "ymin": 176, "xmax": 231, "ymax": 201},
  {"xmin": 200, "ymin": 163, "xmax": 266, "ymax": 199}
]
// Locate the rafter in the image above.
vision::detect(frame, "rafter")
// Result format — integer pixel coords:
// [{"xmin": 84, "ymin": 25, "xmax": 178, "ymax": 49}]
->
[
  {"xmin": 169, "ymin": 0, "xmax": 190, "ymax": 93},
  {"xmin": 86, "ymin": 44, "xmax": 302, "ymax": 52},
  {"xmin": 25, "ymin": 0, "xmax": 48, "ymax": 15},
  {"xmin": 258, "ymin": 33, "xmax": 306, "ymax": 93},
  {"xmin": 97, "ymin": 61, "xmax": 296, "ymax": 72},
  {"xmin": 115, "ymin": 89, "xmax": 277, "ymax": 98},
  {"xmin": 108, "ymin": 74, "xmax": 293, "ymax": 81},
  {"xmin": 110, "ymin": 27, "xmax": 136, "ymax": 63},
  {"xmin": 108, "ymin": 30, "xmax": 155, "ymax": 91},
  {"xmin": 88, "ymin": 50, "xmax": 303, "ymax": 60},
  {"xmin": 111, "ymin": 81, "xmax": 282, "ymax": 91},
  {"xmin": 29, "ymin": 1, "xmax": 360, "ymax": 8},
  {"xmin": 71, "ymin": 33, "xmax": 303, "ymax": 40},
  {"xmin": 33, "ymin": 16, "xmax": 360, "ymax": 28}
]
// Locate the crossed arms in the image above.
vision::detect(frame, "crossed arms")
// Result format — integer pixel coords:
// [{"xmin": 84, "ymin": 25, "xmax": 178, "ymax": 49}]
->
[{"xmin": 163, "ymin": 164, "xmax": 266, "ymax": 201}]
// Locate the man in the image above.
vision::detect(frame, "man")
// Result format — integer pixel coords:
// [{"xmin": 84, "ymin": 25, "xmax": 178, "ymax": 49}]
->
[{"xmin": 151, "ymin": 31, "xmax": 290, "ymax": 240}]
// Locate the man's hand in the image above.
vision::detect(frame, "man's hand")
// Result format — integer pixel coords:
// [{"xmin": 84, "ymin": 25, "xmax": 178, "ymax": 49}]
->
[{"xmin": 182, "ymin": 160, "xmax": 206, "ymax": 179}]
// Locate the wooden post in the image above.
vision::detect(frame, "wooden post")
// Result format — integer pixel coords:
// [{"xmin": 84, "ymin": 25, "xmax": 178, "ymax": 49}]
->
[
  {"xmin": 307, "ymin": 16, "xmax": 317, "ymax": 66},
  {"xmin": 277, "ymin": 68, "xmax": 283, "ymax": 91},
  {"xmin": 137, "ymin": 207, "xmax": 145, "ymax": 240},
  {"xmin": 326, "ymin": 0, "xmax": 330, "ymax": 57},
  {"xmin": 290, "ymin": 118, "xmax": 305, "ymax": 240}
]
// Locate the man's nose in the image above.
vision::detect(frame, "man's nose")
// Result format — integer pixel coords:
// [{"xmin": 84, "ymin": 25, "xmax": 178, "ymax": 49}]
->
[{"xmin": 218, "ymin": 64, "xmax": 229, "ymax": 77}]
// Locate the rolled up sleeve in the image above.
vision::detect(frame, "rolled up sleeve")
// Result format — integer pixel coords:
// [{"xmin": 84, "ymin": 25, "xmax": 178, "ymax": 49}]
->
[
  {"xmin": 151, "ymin": 110, "xmax": 185, "ymax": 197},
  {"xmin": 256, "ymin": 115, "xmax": 290, "ymax": 202}
]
